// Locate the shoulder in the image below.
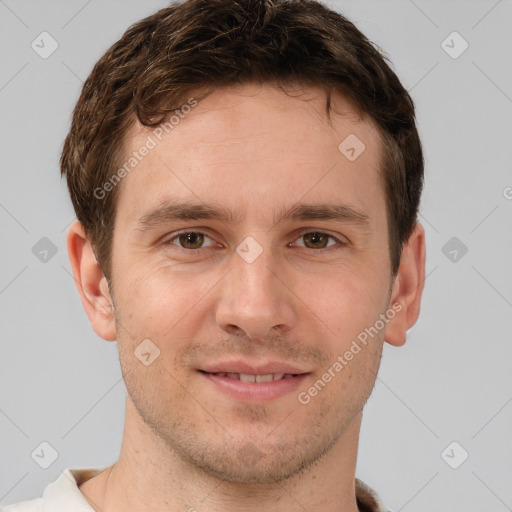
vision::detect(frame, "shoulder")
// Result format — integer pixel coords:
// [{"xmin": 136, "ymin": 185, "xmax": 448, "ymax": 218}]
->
[
  {"xmin": 2, "ymin": 465, "xmax": 109, "ymax": 512},
  {"xmin": 355, "ymin": 478, "xmax": 391, "ymax": 512},
  {"xmin": 2, "ymin": 497, "xmax": 43, "ymax": 512}
]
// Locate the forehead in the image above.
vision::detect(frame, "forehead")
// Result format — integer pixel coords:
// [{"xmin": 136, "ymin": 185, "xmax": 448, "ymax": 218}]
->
[{"xmin": 116, "ymin": 83, "xmax": 385, "ymax": 229}]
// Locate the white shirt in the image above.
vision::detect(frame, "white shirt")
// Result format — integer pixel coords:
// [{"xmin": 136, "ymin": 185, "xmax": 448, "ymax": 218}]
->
[{"xmin": 2, "ymin": 466, "xmax": 390, "ymax": 512}]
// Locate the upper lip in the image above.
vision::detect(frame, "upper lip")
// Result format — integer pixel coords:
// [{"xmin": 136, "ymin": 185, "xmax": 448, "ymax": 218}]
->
[{"xmin": 199, "ymin": 360, "xmax": 310, "ymax": 375}]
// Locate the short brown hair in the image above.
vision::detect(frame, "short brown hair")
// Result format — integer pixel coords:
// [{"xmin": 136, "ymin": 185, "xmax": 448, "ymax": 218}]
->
[{"xmin": 61, "ymin": 0, "xmax": 423, "ymax": 281}]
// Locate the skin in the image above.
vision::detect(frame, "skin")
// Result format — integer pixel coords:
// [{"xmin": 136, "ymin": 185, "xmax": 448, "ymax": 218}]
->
[{"xmin": 67, "ymin": 82, "xmax": 426, "ymax": 512}]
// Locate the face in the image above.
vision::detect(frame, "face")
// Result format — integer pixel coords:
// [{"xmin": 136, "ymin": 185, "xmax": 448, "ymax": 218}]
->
[{"xmin": 109, "ymin": 83, "xmax": 393, "ymax": 483}]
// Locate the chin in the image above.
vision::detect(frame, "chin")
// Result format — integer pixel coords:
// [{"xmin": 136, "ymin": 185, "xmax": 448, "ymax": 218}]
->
[{"xmin": 173, "ymin": 434, "xmax": 335, "ymax": 485}]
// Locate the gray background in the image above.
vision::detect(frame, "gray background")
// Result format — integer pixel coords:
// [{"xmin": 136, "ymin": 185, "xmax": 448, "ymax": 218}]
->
[{"xmin": 1, "ymin": 0, "xmax": 511, "ymax": 510}]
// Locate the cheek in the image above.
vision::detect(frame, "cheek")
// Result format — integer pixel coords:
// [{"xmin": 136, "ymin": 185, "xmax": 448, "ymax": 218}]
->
[
  {"xmin": 115, "ymin": 259, "xmax": 220, "ymax": 349},
  {"xmin": 304, "ymin": 266, "xmax": 388, "ymax": 343},
  {"xmin": 313, "ymin": 271, "xmax": 387, "ymax": 404}
]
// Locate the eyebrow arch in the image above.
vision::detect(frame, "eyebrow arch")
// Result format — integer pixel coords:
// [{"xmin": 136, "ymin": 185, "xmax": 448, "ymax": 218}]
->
[
  {"xmin": 135, "ymin": 200, "xmax": 371, "ymax": 231},
  {"xmin": 273, "ymin": 203, "xmax": 371, "ymax": 230},
  {"xmin": 136, "ymin": 201, "xmax": 238, "ymax": 228}
]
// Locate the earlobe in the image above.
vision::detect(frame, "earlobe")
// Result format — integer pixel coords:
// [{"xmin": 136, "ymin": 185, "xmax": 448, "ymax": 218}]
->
[
  {"xmin": 66, "ymin": 220, "xmax": 117, "ymax": 341},
  {"xmin": 384, "ymin": 223, "xmax": 426, "ymax": 347}
]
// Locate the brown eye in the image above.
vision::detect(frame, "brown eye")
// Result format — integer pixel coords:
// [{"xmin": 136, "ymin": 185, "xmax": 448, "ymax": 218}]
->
[
  {"xmin": 171, "ymin": 232, "xmax": 210, "ymax": 249},
  {"xmin": 178, "ymin": 232, "xmax": 203, "ymax": 249},
  {"xmin": 301, "ymin": 232, "xmax": 331, "ymax": 249}
]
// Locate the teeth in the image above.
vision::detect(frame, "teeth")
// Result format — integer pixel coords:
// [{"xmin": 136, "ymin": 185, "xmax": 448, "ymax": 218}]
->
[
  {"xmin": 213, "ymin": 372, "xmax": 289, "ymax": 382},
  {"xmin": 255, "ymin": 374, "xmax": 273, "ymax": 383}
]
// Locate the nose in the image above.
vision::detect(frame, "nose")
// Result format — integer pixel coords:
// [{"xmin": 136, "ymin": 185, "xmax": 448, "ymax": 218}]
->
[{"xmin": 215, "ymin": 245, "xmax": 297, "ymax": 341}]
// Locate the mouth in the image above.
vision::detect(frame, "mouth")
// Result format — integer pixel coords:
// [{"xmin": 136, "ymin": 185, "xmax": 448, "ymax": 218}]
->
[
  {"xmin": 197, "ymin": 363, "xmax": 310, "ymax": 403},
  {"xmin": 201, "ymin": 371, "xmax": 300, "ymax": 383}
]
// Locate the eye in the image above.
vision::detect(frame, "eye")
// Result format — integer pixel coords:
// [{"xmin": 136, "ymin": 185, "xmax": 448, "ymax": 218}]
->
[
  {"xmin": 293, "ymin": 231, "xmax": 345, "ymax": 250},
  {"xmin": 163, "ymin": 230, "xmax": 345, "ymax": 252},
  {"xmin": 166, "ymin": 231, "xmax": 218, "ymax": 250}
]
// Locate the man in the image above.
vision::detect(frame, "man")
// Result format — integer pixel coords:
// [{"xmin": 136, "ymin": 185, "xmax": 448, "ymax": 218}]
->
[{"xmin": 4, "ymin": 0, "xmax": 425, "ymax": 511}]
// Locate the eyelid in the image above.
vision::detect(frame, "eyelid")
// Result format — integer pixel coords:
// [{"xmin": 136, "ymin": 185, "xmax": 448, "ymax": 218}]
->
[
  {"xmin": 291, "ymin": 228, "xmax": 348, "ymax": 249},
  {"xmin": 165, "ymin": 229, "xmax": 219, "ymax": 249},
  {"xmin": 163, "ymin": 228, "xmax": 348, "ymax": 252}
]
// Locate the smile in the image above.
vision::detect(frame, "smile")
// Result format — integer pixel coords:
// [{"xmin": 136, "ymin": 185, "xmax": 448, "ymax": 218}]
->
[
  {"xmin": 198, "ymin": 369, "xmax": 310, "ymax": 403},
  {"xmin": 208, "ymin": 372, "xmax": 298, "ymax": 382}
]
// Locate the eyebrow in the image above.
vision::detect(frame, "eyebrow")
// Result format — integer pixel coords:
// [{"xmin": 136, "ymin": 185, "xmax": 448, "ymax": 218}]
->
[{"xmin": 136, "ymin": 200, "xmax": 372, "ymax": 231}]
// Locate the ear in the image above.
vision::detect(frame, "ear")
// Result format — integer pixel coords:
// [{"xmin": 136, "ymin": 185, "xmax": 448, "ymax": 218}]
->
[
  {"xmin": 66, "ymin": 220, "xmax": 117, "ymax": 341},
  {"xmin": 384, "ymin": 222, "xmax": 426, "ymax": 347}
]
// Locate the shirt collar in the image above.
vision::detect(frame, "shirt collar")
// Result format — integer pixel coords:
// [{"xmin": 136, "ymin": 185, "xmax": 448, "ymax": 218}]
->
[{"xmin": 43, "ymin": 467, "xmax": 388, "ymax": 512}]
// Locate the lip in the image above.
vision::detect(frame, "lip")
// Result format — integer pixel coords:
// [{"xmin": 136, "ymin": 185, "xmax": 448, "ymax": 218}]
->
[
  {"xmin": 199, "ymin": 371, "xmax": 309, "ymax": 403},
  {"xmin": 199, "ymin": 360, "xmax": 309, "ymax": 375},
  {"xmin": 197, "ymin": 360, "xmax": 311, "ymax": 404}
]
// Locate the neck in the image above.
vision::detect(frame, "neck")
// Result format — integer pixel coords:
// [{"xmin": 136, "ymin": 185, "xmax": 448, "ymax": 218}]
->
[{"xmin": 80, "ymin": 397, "xmax": 363, "ymax": 512}]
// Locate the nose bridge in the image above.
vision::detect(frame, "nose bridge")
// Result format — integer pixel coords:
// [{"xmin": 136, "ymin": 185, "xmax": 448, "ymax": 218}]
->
[
  {"xmin": 215, "ymin": 238, "xmax": 296, "ymax": 339},
  {"xmin": 236, "ymin": 243, "xmax": 276, "ymax": 298}
]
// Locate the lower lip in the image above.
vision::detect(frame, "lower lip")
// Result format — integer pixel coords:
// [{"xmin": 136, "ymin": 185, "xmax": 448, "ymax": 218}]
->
[{"xmin": 199, "ymin": 371, "xmax": 309, "ymax": 403}]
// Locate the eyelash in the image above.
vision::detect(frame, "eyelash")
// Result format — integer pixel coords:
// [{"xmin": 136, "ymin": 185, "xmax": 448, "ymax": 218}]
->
[{"xmin": 163, "ymin": 229, "xmax": 347, "ymax": 254}]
